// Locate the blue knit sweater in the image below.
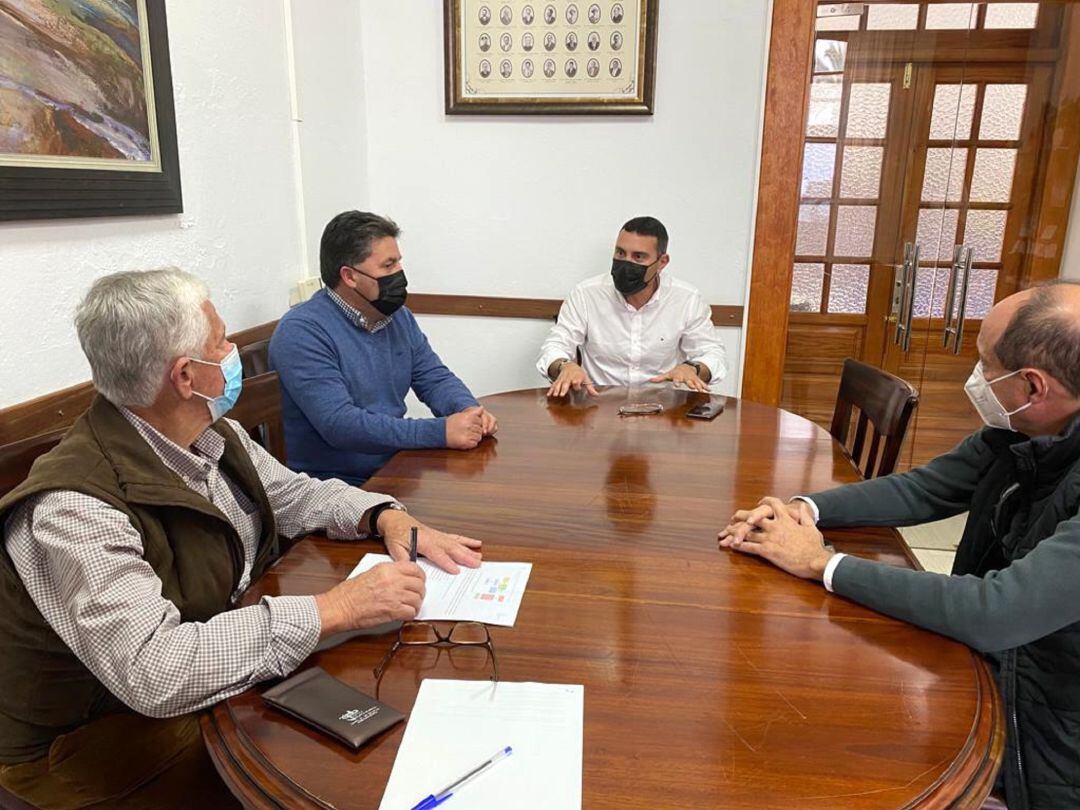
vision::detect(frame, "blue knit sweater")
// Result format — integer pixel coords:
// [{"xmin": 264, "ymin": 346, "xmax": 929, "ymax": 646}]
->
[{"xmin": 268, "ymin": 289, "xmax": 478, "ymax": 484}]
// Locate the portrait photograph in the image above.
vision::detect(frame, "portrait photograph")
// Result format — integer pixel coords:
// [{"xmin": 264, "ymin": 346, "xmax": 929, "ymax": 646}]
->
[{"xmin": 445, "ymin": 0, "xmax": 658, "ymax": 114}]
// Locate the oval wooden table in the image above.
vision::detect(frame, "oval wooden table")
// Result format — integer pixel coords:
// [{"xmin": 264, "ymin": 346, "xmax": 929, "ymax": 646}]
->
[{"xmin": 203, "ymin": 387, "xmax": 1003, "ymax": 809}]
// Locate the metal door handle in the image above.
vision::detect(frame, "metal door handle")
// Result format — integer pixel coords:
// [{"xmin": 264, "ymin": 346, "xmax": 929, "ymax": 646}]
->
[
  {"xmin": 900, "ymin": 242, "xmax": 918, "ymax": 352},
  {"xmin": 942, "ymin": 244, "xmax": 962, "ymax": 348},
  {"xmin": 953, "ymin": 246, "xmax": 973, "ymax": 353},
  {"xmin": 893, "ymin": 242, "xmax": 917, "ymax": 348}
]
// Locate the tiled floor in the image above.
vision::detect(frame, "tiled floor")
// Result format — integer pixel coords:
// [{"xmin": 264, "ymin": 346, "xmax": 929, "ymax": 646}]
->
[{"xmin": 898, "ymin": 513, "xmax": 967, "ymax": 574}]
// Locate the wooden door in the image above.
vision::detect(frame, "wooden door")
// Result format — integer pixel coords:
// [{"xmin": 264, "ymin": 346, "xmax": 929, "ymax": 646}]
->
[
  {"xmin": 777, "ymin": 2, "xmax": 1078, "ymax": 471},
  {"xmin": 887, "ymin": 62, "xmax": 1054, "ymax": 466}
]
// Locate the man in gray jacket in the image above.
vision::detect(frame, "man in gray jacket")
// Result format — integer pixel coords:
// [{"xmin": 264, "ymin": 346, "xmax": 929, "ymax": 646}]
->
[{"xmin": 720, "ymin": 280, "xmax": 1080, "ymax": 809}]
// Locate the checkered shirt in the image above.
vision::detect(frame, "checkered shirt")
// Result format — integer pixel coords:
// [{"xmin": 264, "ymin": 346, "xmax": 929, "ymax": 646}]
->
[{"xmin": 2, "ymin": 409, "xmax": 397, "ymax": 719}]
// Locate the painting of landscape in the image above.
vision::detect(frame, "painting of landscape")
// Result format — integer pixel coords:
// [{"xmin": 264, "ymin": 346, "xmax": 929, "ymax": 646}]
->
[{"xmin": 0, "ymin": 0, "xmax": 159, "ymax": 170}]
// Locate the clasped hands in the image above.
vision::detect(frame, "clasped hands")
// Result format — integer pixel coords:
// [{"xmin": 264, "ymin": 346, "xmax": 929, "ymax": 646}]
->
[
  {"xmin": 718, "ymin": 497, "xmax": 834, "ymax": 581},
  {"xmin": 446, "ymin": 405, "xmax": 498, "ymax": 449}
]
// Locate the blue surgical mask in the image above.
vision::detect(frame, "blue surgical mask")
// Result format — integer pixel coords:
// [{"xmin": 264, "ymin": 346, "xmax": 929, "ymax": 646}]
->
[{"xmin": 190, "ymin": 346, "xmax": 243, "ymax": 422}]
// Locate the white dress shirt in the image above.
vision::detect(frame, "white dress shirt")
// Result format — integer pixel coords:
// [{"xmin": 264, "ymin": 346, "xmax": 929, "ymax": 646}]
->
[{"xmin": 536, "ymin": 273, "xmax": 728, "ymax": 388}]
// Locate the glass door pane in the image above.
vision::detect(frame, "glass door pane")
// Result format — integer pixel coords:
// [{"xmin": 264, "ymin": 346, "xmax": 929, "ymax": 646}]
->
[{"xmin": 898, "ymin": 1, "xmax": 1075, "ymax": 467}]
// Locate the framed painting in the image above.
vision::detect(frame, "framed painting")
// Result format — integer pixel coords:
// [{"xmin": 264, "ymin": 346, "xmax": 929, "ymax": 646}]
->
[
  {"xmin": 0, "ymin": 0, "xmax": 182, "ymax": 221},
  {"xmin": 444, "ymin": 0, "xmax": 658, "ymax": 115}
]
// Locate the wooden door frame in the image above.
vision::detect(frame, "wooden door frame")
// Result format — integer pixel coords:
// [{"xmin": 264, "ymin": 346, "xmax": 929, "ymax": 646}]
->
[
  {"xmin": 741, "ymin": 0, "xmax": 816, "ymax": 406},
  {"xmin": 744, "ymin": 1, "xmax": 1080, "ymax": 406}
]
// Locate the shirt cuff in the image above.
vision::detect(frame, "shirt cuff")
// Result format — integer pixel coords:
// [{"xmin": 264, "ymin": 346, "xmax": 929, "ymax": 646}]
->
[
  {"xmin": 792, "ymin": 496, "xmax": 820, "ymax": 523},
  {"xmin": 262, "ymin": 594, "xmax": 321, "ymax": 673},
  {"xmin": 823, "ymin": 553, "xmax": 847, "ymax": 593}
]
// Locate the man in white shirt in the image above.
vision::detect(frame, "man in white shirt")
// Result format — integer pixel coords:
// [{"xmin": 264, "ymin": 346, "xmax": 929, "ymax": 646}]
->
[{"xmin": 537, "ymin": 216, "xmax": 727, "ymax": 397}]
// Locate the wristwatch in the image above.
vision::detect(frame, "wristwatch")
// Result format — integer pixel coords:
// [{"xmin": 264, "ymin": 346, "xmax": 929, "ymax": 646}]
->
[
  {"xmin": 551, "ymin": 358, "xmax": 571, "ymax": 379},
  {"xmin": 366, "ymin": 501, "xmax": 407, "ymax": 538},
  {"xmin": 689, "ymin": 361, "xmax": 707, "ymax": 379}
]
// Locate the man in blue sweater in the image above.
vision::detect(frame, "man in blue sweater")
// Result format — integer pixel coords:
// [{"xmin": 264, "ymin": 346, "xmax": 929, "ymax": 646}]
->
[{"xmin": 270, "ymin": 211, "xmax": 497, "ymax": 485}]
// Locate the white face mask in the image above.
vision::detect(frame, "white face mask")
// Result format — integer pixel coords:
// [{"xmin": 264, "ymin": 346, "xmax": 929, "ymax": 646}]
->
[{"xmin": 964, "ymin": 361, "xmax": 1031, "ymax": 431}]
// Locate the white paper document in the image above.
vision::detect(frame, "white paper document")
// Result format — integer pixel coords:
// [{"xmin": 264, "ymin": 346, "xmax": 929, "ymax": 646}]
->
[
  {"xmin": 379, "ymin": 679, "xmax": 584, "ymax": 810},
  {"xmin": 348, "ymin": 555, "xmax": 532, "ymax": 627}
]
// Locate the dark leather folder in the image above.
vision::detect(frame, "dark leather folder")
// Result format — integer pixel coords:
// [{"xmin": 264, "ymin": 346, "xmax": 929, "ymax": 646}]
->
[{"xmin": 262, "ymin": 666, "xmax": 404, "ymax": 749}]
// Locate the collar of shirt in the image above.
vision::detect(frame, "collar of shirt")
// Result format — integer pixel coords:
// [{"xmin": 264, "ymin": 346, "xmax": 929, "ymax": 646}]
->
[
  {"xmin": 609, "ymin": 270, "xmax": 671, "ymax": 313},
  {"xmin": 327, "ymin": 286, "xmax": 392, "ymax": 333},
  {"xmin": 120, "ymin": 408, "xmax": 225, "ymax": 484}
]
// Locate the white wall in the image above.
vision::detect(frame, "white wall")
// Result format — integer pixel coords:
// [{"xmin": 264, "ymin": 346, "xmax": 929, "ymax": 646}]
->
[
  {"xmin": 355, "ymin": 0, "xmax": 771, "ymax": 399},
  {"xmin": 288, "ymin": 0, "xmax": 369, "ymax": 275},
  {"xmin": 0, "ymin": 1, "xmax": 770, "ymax": 410},
  {"xmin": 0, "ymin": 1, "xmax": 305, "ymax": 408},
  {"xmin": 1061, "ymin": 166, "xmax": 1080, "ymax": 279}
]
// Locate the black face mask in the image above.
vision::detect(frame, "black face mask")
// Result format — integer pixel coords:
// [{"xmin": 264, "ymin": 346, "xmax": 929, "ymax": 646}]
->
[
  {"xmin": 354, "ymin": 268, "xmax": 409, "ymax": 316},
  {"xmin": 611, "ymin": 258, "xmax": 659, "ymax": 297}
]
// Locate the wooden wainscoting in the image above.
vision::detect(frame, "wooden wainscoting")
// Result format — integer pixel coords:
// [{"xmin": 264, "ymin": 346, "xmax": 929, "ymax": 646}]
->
[{"xmin": 780, "ymin": 313, "xmax": 867, "ymax": 430}]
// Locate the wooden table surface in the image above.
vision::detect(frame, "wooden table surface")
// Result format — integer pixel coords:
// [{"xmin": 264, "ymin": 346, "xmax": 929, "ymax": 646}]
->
[{"xmin": 203, "ymin": 387, "xmax": 1003, "ymax": 809}]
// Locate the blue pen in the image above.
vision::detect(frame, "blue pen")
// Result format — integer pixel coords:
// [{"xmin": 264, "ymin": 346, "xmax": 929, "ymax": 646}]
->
[{"xmin": 410, "ymin": 746, "xmax": 513, "ymax": 810}]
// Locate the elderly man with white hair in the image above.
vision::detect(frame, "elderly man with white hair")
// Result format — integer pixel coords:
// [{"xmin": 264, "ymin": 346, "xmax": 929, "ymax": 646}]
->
[{"xmin": 0, "ymin": 269, "xmax": 482, "ymax": 809}]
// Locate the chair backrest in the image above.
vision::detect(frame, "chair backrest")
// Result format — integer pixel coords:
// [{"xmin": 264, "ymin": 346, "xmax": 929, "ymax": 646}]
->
[
  {"xmin": 230, "ymin": 371, "xmax": 287, "ymax": 464},
  {"xmin": 0, "ymin": 429, "xmax": 68, "ymax": 499},
  {"xmin": 829, "ymin": 358, "xmax": 919, "ymax": 479},
  {"xmin": 239, "ymin": 338, "xmax": 271, "ymax": 378}
]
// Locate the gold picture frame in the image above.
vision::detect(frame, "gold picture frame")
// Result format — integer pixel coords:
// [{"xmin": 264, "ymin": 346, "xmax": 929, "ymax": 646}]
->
[{"xmin": 444, "ymin": 0, "xmax": 658, "ymax": 115}]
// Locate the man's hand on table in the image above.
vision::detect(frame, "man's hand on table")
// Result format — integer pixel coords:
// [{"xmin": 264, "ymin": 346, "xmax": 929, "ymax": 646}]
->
[
  {"xmin": 720, "ymin": 498, "xmax": 815, "ymax": 543},
  {"xmin": 315, "ymin": 561, "xmax": 426, "ymax": 638},
  {"xmin": 379, "ymin": 508, "xmax": 483, "ymax": 575},
  {"xmin": 718, "ymin": 496, "xmax": 833, "ymax": 581},
  {"xmin": 547, "ymin": 360, "xmax": 598, "ymax": 398},
  {"xmin": 649, "ymin": 362, "xmax": 710, "ymax": 393},
  {"xmin": 446, "ymin": 407, "xmax": 484, "ymax": 449},
  {"xmin": 478, "ymin": 407, "xmax": 498, "ymax": 437}
]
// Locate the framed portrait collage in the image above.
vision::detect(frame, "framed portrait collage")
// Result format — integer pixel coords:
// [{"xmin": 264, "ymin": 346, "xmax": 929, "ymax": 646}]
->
[{"xmin": 443, "ymin": 0, "xmax": 658, "ymax": 115}]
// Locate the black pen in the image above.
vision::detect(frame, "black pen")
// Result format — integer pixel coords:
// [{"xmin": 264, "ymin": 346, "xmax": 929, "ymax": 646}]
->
[{"xmin": 409, "ymin": 526, "xmax": 418, "ymax": 563}]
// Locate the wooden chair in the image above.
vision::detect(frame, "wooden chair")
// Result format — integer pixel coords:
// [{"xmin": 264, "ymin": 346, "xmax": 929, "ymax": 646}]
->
[
  {"xmin": 231, "ymin": 371, "xmax": 287, "ymax": 464},
  {"xmin": 239, "ymin": 338, "xmax": 271, "ymax": 378},
  {"xmin": 0, "ymin": 429, "xmax": 67, "ymax": 499},
  {"xmin": 829, "ymin": 358, "xmax": 919, "ymax": 479}
]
